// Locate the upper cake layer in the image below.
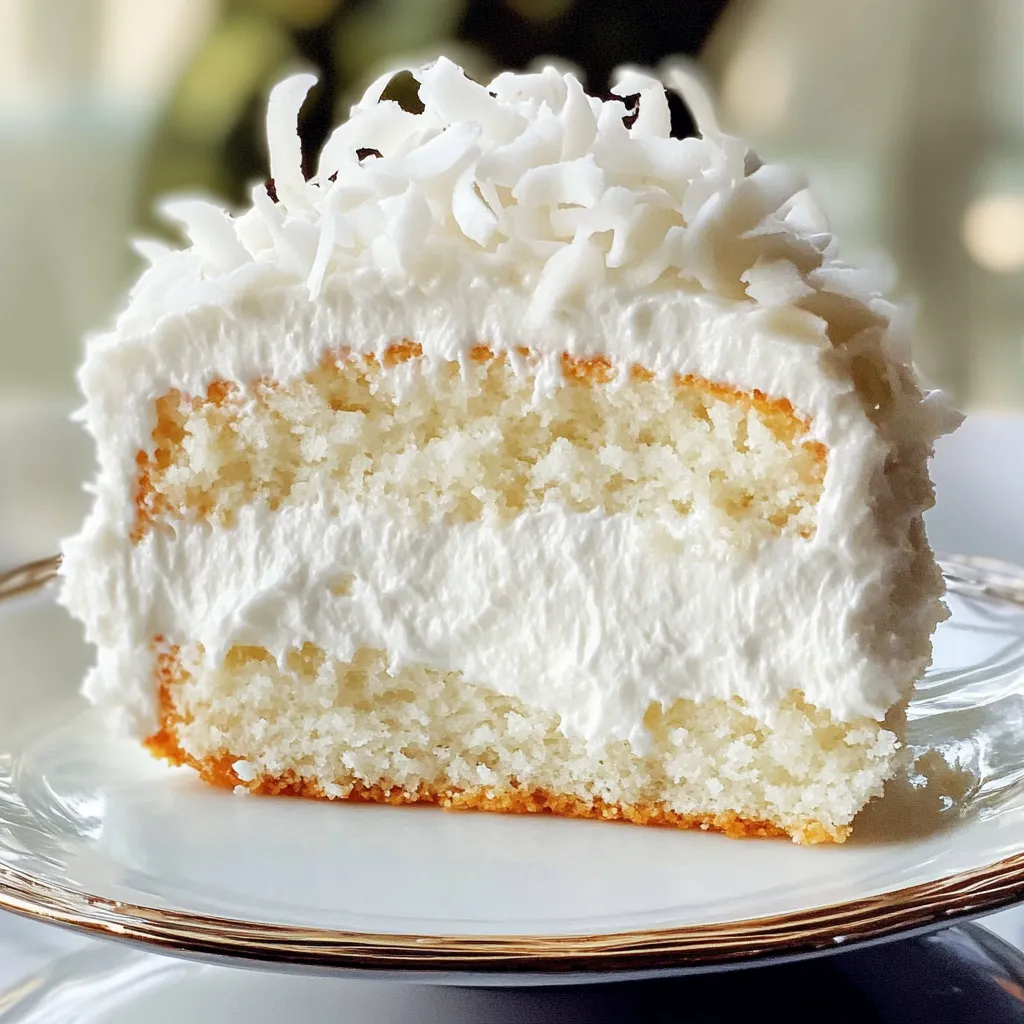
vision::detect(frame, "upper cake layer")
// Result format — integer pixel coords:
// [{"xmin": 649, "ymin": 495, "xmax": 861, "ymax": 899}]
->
[
  {"xmin": 60, "ymin": 60, "xmax": 960, "ymax": 748},
  {"xmin": 134, "ymin": 344, "xmax": 827, "ymax": 543}
]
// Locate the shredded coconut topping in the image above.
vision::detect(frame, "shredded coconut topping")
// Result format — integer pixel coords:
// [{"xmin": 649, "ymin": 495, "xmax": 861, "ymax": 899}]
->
[{"xmin": 127, "ymin": 57, "xmax": 890, "ymax": 332}]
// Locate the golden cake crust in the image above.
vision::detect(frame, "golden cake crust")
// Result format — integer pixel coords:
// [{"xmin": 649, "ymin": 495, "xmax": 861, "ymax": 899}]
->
[{"xmin": 144, "ymin": 644, "xmax": 843, "ymax": 845}]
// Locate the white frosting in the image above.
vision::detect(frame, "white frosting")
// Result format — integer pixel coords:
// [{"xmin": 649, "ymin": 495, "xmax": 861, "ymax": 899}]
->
[{"xmin": 59, "ymin": 60, "xmax": 959, "ymax": 747}]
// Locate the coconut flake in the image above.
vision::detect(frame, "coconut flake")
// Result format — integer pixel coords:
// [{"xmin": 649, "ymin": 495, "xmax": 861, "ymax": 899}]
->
[
  {"xmin": 476, "ymin": 113, "xmax": 562, "ymax": 187},
  {"xmin": 631, "ymin": 135, "xmax": 707, "ymax": 184},
  {"xmin": 810, "ymin": 263, "xmax": 885, "ymax": 302},
  {"xmin": 512, "ymin": 155, "xmax": 605, "ymax": 208},
  {"xmin": 307, "ymin": 214, "xmax": 339, "ymax": 300},
  {"xmin": 679, "ymin": 168, "xmax": 721, "ymax": 223},
  {"xmin": 250, "ymin": 184, "xmax": 316, "ymax": 277},
  {"xmin": 452, "ymin": 166, "xmax": 498, "ymax": 246},
  {"xmin": 490, "ymin": 65, "xmax": 568, "ymax": 113},
  {"xmin": 659, "ymin": 62, "xmax": 721, "ymax": 141},
  {"xmin": 633, "ymin": 86, "xmax": 672, "ymax": 138},
  {"xmin": 780, "ymin": 188, "xmax": 830, "ymax": 236},
  {"xmin": 127, "ymin": 249, "xmax": 200, "ymax": 305},
  {"xmin": 233, "ymin": 205, "xmax": 275, "ymax": 260},
  {"xmin": 317, "ymin": 101, "xmax": 425, "ymax": 181},
  {"xmin": 504, "ymin": 202, "xmax": 560, "ymax": 258},
  {"xmin": 736, "ymin": 164, "xmax": 809, "ymax": 226},
  {"xmin": 660, "ymin": 61, "xmax": 747, "ymax": 181},
  {"xmin": 560, "ymin": 74, "xmax": 598, "ymax": 160},
  {"xmin": 742, "ymin": 258, "xmax": 815, "ymax": 307},
  {"xmin": 611, "ymin": 66, "xmax": 662, "ymax": 98},
  {"xmin": 594, "ymin": 99, "xmax": 632, "ymax": 147},
  {"xmin": 527, "ymin": 236, "xmax": 604, "ymax": 326},
  {"xmin": 266, "ymin": 73, "xmax": 317, "ymax": 211},
  {"xmin": 612, "ymin": 67, "xmax": 671, "ymax": 138},
  {"xmin": 417, "ymin": 57, "xmax": 524, "ymax": 143},
  {"xmin": 551, "ymin": 185, "xmax": 667, "ymax": 255},
  {"xmin": 158, "ymin": 199, "xmax": 249, "ymax": 273},
  {"xmin": 607, "ymin": 201, "xmax": 675, "ymax": 269},
  {"xmin": 403, "ymin": 122, "xmax": 481, "ymax": 182},
  {"xmin": 276, "ymin": 218, "xmax": 320, "ymax": 279},
  {"xmin": 370, "ymin": 184, "xmax": 433, "ymax": 278}
]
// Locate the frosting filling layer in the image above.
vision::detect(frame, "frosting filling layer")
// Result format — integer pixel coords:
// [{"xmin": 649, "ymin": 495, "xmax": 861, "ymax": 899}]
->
[{"xmin": 79, "ymin": 499, "xmax": 923, "ymax": 749}]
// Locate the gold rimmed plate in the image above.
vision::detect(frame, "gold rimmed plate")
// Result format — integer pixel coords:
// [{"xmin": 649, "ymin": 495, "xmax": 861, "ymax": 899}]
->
[{"xmin": 0, "ymin": 555, "xmax": 1023, "ymax": 984}]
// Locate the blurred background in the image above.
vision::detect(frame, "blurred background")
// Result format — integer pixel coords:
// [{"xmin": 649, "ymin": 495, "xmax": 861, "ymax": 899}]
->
[{"xmin": 1, "ymin": 0, "xmax": 1023, "ymax": 409}]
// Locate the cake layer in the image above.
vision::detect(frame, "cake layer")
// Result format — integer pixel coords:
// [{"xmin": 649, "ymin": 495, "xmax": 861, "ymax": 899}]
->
[
  {"xmin": 135, "ymin": 344, "xmax": 826, "ymax": 541},
  {"xmin": 147, "ymin": 641, "xmax": 901, "ymax": 844}
]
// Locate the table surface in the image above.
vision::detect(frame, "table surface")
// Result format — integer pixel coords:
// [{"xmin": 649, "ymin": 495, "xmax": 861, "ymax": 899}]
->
[{"xmin": 0, "ymin": 406, "xmax": 1022, "ymax": 997}]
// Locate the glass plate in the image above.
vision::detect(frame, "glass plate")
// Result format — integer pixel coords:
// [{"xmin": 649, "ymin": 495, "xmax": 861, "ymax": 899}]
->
[{"xmin": 0, "ymin": 555, "xmax": 1022, "ymax": 982}]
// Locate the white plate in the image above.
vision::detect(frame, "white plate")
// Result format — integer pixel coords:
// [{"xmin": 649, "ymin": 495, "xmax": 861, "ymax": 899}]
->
[{"xmin": 1, "ymin": 556, "xmax": 1024, "ymax": 982}]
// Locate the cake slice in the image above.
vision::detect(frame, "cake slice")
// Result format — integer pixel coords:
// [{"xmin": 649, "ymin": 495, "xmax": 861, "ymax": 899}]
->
[{"xmin": 60, "ymin": 59, "xmax": 958, "ymax": 843}]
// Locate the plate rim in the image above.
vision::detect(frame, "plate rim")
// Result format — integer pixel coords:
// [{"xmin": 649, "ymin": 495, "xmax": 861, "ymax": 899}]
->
[
  {"xmin": 2, "ymin": 851, "xmax": 1024, "ymax": 974},
  {"xmin": 3, "ymin": 553, "xmax": 1024, "ymax": 975}
]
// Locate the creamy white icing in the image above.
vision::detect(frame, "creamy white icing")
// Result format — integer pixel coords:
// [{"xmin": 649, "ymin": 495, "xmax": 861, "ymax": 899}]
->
[{"xmin": 59, "ymin": 60, "xmax": 959, "ymax": 746}]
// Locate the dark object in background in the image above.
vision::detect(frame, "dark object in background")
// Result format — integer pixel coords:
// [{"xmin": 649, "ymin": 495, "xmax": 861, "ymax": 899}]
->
[
  {"xmin": 457, "ymin": 925, "xmax": 1024, "ymax": 1023},
  {"xmin": 461, "ymin": 0, "xmax": 727, "ymax": 106},
  {"xmin": 138, "ymin": 0, "xmax": 729, "ymax": 228}
]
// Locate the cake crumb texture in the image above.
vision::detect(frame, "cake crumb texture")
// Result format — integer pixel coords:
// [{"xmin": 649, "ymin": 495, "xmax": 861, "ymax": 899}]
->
[
  {"xmin": 146, "ymin": 641, "xmax": 899, "ymax": 845},
  {"xmin": 133, "ymin": 345, "xmax": 826, "ymax": 542}
]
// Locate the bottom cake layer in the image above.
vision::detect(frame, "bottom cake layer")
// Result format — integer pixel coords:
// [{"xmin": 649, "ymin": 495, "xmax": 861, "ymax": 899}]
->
[{"xmin": 145, "ymin": 642, "xmax": 901, "ymax": 844}]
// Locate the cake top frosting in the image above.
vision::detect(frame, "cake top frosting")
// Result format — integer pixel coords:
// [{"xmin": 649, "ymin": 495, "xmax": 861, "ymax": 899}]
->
[{"xmin": 125, "ymin": 57, "xmax": 884, "ymax": 334}]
